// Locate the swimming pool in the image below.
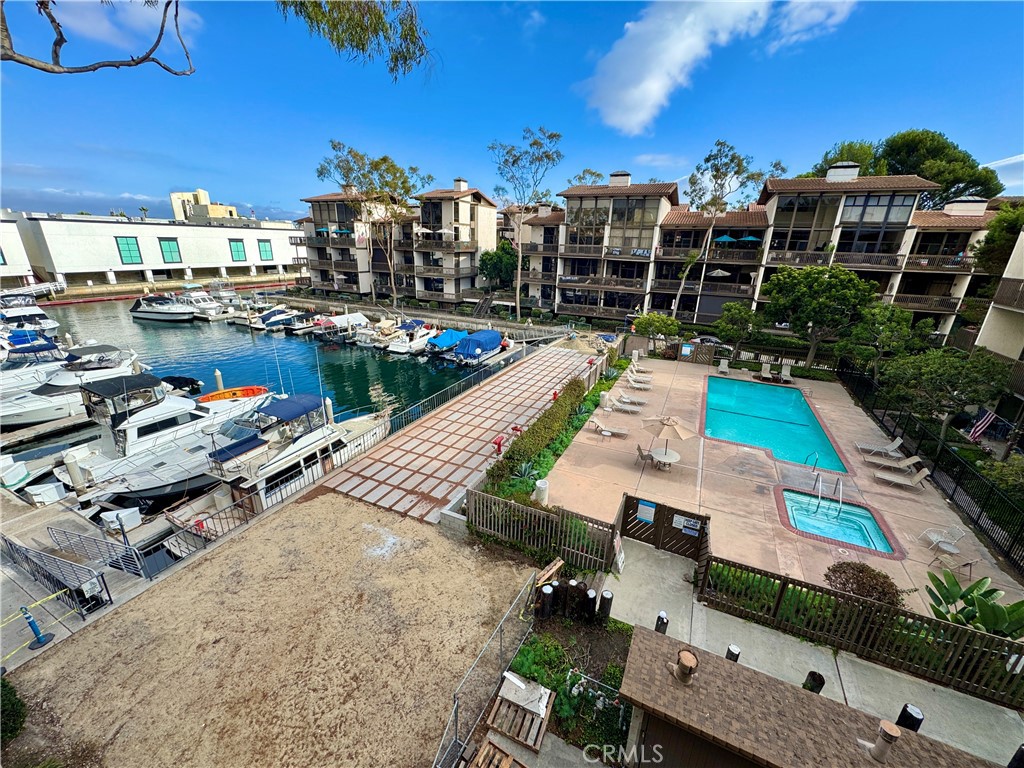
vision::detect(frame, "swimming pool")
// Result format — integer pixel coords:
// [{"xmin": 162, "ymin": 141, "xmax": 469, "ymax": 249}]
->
[
  {"xmin": 781, "ymin": 490, "xmax": 896, "ymax": 555},
  {"xmin": 704, "ymin": 377, "xmax": 847, "ymax": 472}
]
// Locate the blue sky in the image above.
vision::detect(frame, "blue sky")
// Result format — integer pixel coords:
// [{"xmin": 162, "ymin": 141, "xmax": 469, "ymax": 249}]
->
[{"xmin": 2, "ymin": 1, "xmax": 1022, "ymax": 221}]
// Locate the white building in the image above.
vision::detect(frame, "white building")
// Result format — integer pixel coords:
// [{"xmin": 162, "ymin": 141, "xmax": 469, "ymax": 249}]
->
[
  {"xmin": 3, "ymin": 210, "xmax": 303, "ymax": 287},
  {"xmin": 0, "ymin": 212, "xmax": 35, "ymax": 288}
]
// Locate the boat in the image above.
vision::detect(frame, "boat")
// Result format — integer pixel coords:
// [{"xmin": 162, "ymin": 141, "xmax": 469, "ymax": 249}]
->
[
  {"xmin": 311, "ymin": 312, "xmax": 370, "ymax": 343},
  {"xmin": 53, "ymin": 373, "xmax": 275, "ymax": 498},
  {"xmin": 207, "ymin": 279, "xmax": 243, "ymax": 309},
  {"xmin": 0, "ymin": 295, "xmax": 60, "ymax": 333},
  {"xmin": 129, "ymin": 295, "xmax": 196, "ymax": 323},
  {"xmin": 426, "ymin": 328, "xmax": 468, "ymax": 355},
  {"xmin": 387, "ymin": 320, "xmax": 438, "ymax": 355},
  {"xmin": 453, "ymin": 329, "xmax": 507, "ymax": 366},
  {"xmin": 1, "ymin": 342, "xmax": 110, "ymax": 398},
  {"xmin": 371, "ymin": 320, "xmax": 404, "ymax": 349},
  {"xmin": 173, "ymin": 284, "xmax": 231, "ymax": 319},
  {"xmin": 231, "ymin": 306, "xmax": 297, "ymax": 331},
  {"xmin": 0, "ymin": 346, "xmax": 142, "ymax": 427},
  {"xmin": 279, "ymin": 312, "xmax": 323, "ymax": 335},
  {"xmin": 197, "ymin": 385, "xmax": 270, "ymax": 403},
  {"xmin": 353, "ymin": 318, "xmax": 396, "ymax": 348}
]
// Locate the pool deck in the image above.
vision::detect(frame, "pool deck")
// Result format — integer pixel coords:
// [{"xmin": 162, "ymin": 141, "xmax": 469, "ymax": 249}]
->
[{"xmin": 544, "ymin": 357, "xmax": 1024, "ymax": 611}]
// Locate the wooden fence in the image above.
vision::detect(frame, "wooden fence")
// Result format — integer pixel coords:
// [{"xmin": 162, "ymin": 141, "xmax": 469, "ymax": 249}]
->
[
  {"xmin": 699, "ymin": 556, "xmax": 1024, "ymax": 708},
  {"xmin": 465, "ymin": 489, "xmax": 616, "ymax": 573}
]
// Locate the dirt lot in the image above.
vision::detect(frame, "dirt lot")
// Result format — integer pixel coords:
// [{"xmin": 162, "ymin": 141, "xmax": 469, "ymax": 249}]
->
[{"xmin": 3, "ymin": 493, "xmax": 531, "ymax": 768}]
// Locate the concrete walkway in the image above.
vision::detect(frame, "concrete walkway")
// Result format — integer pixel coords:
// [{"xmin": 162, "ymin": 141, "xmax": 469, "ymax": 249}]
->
[
  {"xmin": 609, "ymin": 537, "xmax": 1024, "ymax": 766},
  {"xmin": 326, "ymin": 347, "xmax": 593, "ymax": 522}
]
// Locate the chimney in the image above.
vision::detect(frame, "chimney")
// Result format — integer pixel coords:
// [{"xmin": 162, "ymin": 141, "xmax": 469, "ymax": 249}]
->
[
  {"xmin": 454, "ymin": 177, "xmax": 469, "ymax": 192},
  {"xmin": 342, "ymin": 184, "xmax": 358, "ymax": 195},
  {"xmin": 668, "ymin": 649, "xmax": 699, "ymax": 685},
  {"xmin": 866, "ymin": 720, "xmax": 901, "ymax": 764},
  {"xmin": 825, "ymin": 162, "xmax": 861, "ymax": 182},
  {"xmin": 609, "ymin": 170, "xmax": 631, "ymax": 187},
  {"xmin": 538, "ymin": 204, "xmax": 552, "ymax": 217},
  {"xmin": 942, "ymin": 196, "xmax": 988, "ymax": 217}
]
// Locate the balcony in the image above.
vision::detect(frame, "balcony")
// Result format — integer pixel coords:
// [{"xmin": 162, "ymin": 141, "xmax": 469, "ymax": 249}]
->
[
  {"xmin": 560, "ymin": 243, "xmax": 604, "ymax": 256},
  {"xmin": 650, "ymin": 279, "xmax": 699, "ymax": 293},
  {"xmin": 766, "ymin": 251, "xmax": 832, "ymax": 266},
  {"xmin": 415, "ymin": 265, "xmax": 477, "ymax": 278},
  {"xmin": 659, "ymin": 247, "xmax": 699, "ymax": 260},
  {"xmin": 705, "ymin": 248, "xmax": 761, "ymax": 264},
  {"xmin": 523, "ymin": 243, "xmax": 559, "ymax": 255},
  {"xmin": 947, "ymin": 327, "xmax": 979, "ymax": 352},
  {"xmin": 904, "ymin": 254, "xmax": 976, "ymax": 272},
  {"xmin": 291, "ymin": 257, "xmax": 309, "ymax": 267},
  {"xmin": 415, "ymin": 290, "xmax": 458, "ymax": 302},
  {"xmin": 518, "ymin": 270, "xmax": 557, "ymax": 284},
  {"xmin": 993, "ymin": 278, "xmax": 1024, "ymax": 310},
  {"xmin": 289, "ymin": 236, "xmax": 307, "ymax": 246},
  {"xmin": 416, "ymin": 239, "xmax": 478, "ymax": 252},
  {"xmin": 604, "ymin": 246, "xmax": 657, "ymax": 261},
  {"xmin": 562, "ymin": 304, "xmax": 630, "ymax": 319},
  {"xmin": 395, "ymin": 263, "xmax": 416, "ymax": 274},
  {"xmin": 830, "ymin": 252, "xmax": 902, "ymax": 270},
  {"xmin": 309, "ymin": 259, "xmax": 335, "ymax": 271},
  {"xmin": 395, "ymin": 239, "xmax": 416, "ymax": 250},
  {"xmin": 700, "ymin": 283, "xmax": 755, "ymax": 296},
  {"xmin": 888, "ymin": 294, "xmax": 961, "ymax": 312},
  {"xmin": 557, "ymin": 275, "xmax": 647, "ymax": 292},
  {"xmin": 294, "ymin": 276, "xmax": 312, "ymax": 287}
]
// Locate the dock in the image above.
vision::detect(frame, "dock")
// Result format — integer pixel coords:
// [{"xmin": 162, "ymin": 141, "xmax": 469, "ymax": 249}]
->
[{"xmin": 1, "ymin": 412, "xmax": 93, "ymax": 451}]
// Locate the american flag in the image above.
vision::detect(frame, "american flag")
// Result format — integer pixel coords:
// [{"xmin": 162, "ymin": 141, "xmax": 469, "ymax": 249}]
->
[{"xmin": 969, "ymin": 409, "xmax": 997, "ymax": 442}]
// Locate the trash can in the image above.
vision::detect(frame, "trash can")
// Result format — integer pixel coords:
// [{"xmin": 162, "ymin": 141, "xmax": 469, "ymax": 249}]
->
[{"xmin": 533, "ymin": 479, "xmax": 549, "ymax": 505}]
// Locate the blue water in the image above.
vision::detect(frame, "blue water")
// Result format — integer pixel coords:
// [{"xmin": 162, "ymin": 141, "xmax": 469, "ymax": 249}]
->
[
  {"xmin": 783, "ymin": 490, "xmax": 894, "ymax": 553},
  {"xmin": 704, "ymin": 377, "xmax": 847, "ymax": 472},
  {"xmin": 45, "ymin": 300, "xmax": 467, "ymax": 416}
]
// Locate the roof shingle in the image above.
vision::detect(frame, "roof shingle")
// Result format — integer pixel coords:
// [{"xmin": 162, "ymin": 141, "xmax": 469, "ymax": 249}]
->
[
  {"xmin": 910, "ymin": 210, "xmax": 996, "ymax": 230},
  {"xmin": 416, "ymin": 188, "xmax": 498, "ymax": 208},
  {"xmin": 661, "ymin": 208, "xmax": 768, "ymax": 228},
  {"xmin": 557, "ymin": 182, "xmax": 680, "ymax": 204},
  {"xmin": 758, "ymin": 175, "xmax": 940, "ymax": 203},
  {"xmin": 523, "ymin": 211, "xmax": 566, "ymax": 227}
]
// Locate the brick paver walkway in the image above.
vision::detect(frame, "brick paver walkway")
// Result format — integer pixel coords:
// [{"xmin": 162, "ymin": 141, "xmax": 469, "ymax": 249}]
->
[{"xmin": 326, "ymin": 347, "xmax": 593, "ymax": 522}]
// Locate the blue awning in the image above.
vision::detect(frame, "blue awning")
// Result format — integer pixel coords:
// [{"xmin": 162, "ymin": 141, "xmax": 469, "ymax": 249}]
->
[
  {"xmin": 209, "ymin": 435, "xmax": 268, "ymax": 463},
  {"xmin": 257, "ymin": 393, "xmax": 323, "ymax": 422}
]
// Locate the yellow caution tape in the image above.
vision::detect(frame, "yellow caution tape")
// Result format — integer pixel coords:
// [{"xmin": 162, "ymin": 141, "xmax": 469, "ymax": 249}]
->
[
  {"xmin": 1, "ymin": 609, "xmax": 77, "ymax": 662},
  {"xmin": 0, "ymin": 590, "xmax": 70, "ymax": 628}
]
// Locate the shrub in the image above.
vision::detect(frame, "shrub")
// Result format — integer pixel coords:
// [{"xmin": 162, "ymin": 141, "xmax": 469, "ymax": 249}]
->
[
  {"xmin": 1, "ymin": 677, "xmax": 27, "ymax": 746},
  {"xmin": 531, "ymin": 308, "xmax": 543, "ymax": 318},
  {"xmin": 791, "ymin": 366, "xmax": 838, "ymax": 382},
  {"xmin": 824, "ymin": 562, "xmax": 908, "ymax": 608},
  {"xmin": 541, "ymin": 312, "xmax": 554, "ymax": 322},
  {"xmin": 428, "ymin": 301, "xmax": 439, "ymax": 310}
]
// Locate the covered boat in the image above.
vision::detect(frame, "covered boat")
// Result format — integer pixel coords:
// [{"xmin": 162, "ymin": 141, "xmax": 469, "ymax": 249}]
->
[
  {"xmin": 454, "ymin": 329, "xmax": 505, "ymax": 366},
  {"xmin": 129, "ymin": 295, "xmax": 196, "ymax": 322},
  {"xmin": 425, "ymin": 328, "xmax": 467, "ymax": 355}
]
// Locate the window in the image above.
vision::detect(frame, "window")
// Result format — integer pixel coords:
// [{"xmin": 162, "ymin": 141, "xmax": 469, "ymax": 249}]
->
[
  {"xmin": 116, "ymin": 236, "xmax": 142, "ymax": 265},
  {"xmin": 258, "ymin": 240, "xmax": 273, "ymax": 261},
  {"xmin": 229, "ymin": 240, "xmax": 246, "ymax": 262},
  {"xmin": 159, "ymin": 238, "xmax": 182, "ymax": 263},
  {"xmin": 0, "ymin": 247, "xmax": 6, "ymax": 265}
]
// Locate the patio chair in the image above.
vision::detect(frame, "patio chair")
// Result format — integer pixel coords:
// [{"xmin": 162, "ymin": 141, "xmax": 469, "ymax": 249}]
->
[
  {"xmin": 627, "ymin": 370, "xmax": 653, "ymax": 383},
  {"xmin": 619, "ymin": 394, "xmax": 648, "ymax": 406},
  {"xmin": 627, "ymin": 378, "xmax": 652, "ymax": 391},
  {"xmin": 862, "ymin": 454, "xmax": 924, "ymax": 473},
  {"xmin": 918, "ymin": 525, "xmax": 967, "ymax": 550},
  {"xmin": 780, "ymin": 363, "xmax": 793, "ymax": 384},
  {"xmin": 717, "ymin": 359, "xmax": 730, "ymax": 376},
  {"xmin": 758, "ymin": 363, "xmax": 772, "ymax": 381},
  {"xmin": 856, "ymin": 437, "xmax": 904, "ymax": 457},
  {"xmin": 929, "ymin": 553, "xmax": 979, "ymax": 579},
  {"xmin": 590, "ymin": 418, "xmax": 628, "ymax": 438},
  {"xmin": 631, "ymin": 362, "xmax": 653, "ymax": 374},
  {"xmin": 610, "ymin": 397, "xmax": 641, "ymax": 415},
  {"xmin": 874, "ymin": 467, "xmax": 930, "ymax": 491},
  {"xmin": 634, "ymin": 445, "xmax": 655, "ymax": 467}
]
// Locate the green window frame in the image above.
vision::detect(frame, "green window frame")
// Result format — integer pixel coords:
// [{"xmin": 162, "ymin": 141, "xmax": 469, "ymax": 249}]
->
[
  {"xmin": 159, "ymin": 238, "xmax": 182, "ymax": 263},
  {"xmin": 258, "ymin": 240, "xmax": 274, "ymax": 261},
  {"xmin": 115, "ymin": 236, "xmax": 142, "ymax": 265},
  {"xmin": 229, "ymin": 240, "xmax": 246, "ymax": 262}
]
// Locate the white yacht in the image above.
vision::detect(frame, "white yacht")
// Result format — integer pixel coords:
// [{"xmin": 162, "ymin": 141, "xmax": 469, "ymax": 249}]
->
[
  {"xmin": 129, "ymin": 295, "xmax": 195, "ymax": 323},
  {"xmin": 174, "ymin": 284, "xmax": 231, "ymax": 319},
  {"xmin": 231, "ymin": 306, "xmax": 297, "ymax": 331},
  {"xmin": 371, "ymin": 319, "xmax": 404, "ymax": 349},
  {"xmin": 386, "ymin": 320, "xmax": 438, "ymax": 355},
  {"xmin": 207, "ymin": 279, "xmax": 243, "ymax": 309},
  {"xmin": 311, "ymin": 312, "xmax": 369, "ymax": 343},
  {"xmin": 0, "ymin": 295, "xmax": 60, "ymax": 334},
  {"xmin": 1, "ymin": 342, "xmax": 110, "ymax": 398},
  {"xmin": 1, "ymin": 347, "xmax": 142, "ymax": 427},
  {"xmin": 54, "ymin": 373, "xmax": 274, "ymax": 497}
]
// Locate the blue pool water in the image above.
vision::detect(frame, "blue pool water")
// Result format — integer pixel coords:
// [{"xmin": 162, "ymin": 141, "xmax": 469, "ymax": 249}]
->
[
  {"xmin": 704, "ymin": 377, "xmax": 847, "ymax": 472},
  {"xmin": 782, "ymin": 490, "xmax": 894, "ymax": 554}
]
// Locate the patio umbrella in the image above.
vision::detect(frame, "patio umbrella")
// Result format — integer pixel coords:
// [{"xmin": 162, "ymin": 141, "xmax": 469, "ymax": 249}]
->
[
  {"xmin": 331, "ymin": 229, "xmax": 343, "ymax": 234},
  {"xmin": 713, "ymin": 235, "xmax": 737, "ymax": 243},
  {"xmin": 436, "ymin": 227, "xmax": 456, "ymax": 236},
  {"xmin": 642, "ymin": 415, "xmax": 698, "ymax": 453},
  {"xmin": 339, "ymin": 228, "xmax": 352, "ymax": 234},
  {"xmin": 315, "ymin": 227, "xmax": 328, "ymax": 233},
  {"xmin": 414, "ymin": 225, "xmax": 433, "ymax": 234},
  {"xmin": 707, "ymin": 268, "xmax": 731, "ymax": 278},
  {"xmin": 740, "ymin": 235, "xmax": 761, "ymax": 242}
]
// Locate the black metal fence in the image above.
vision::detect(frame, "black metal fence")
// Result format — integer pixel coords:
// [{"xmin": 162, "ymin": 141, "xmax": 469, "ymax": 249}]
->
[{"xmin": 837, "ymin": 360, "xmax": 1024, "ymax": 575}]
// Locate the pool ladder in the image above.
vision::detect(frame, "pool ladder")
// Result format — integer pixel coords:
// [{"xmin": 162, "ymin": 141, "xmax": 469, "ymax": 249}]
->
[
  {"xmin": 810, "ymin": 474, "xmax": 845, "ymax": 518},
  {"xmin": 804, "ymin": 451, "xmax": 820, "ymax": 472}
]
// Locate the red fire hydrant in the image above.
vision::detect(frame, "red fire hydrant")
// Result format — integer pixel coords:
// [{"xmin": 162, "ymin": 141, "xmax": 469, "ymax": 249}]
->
[
  {"xmin": 552, "ymin": 390, "xmax": 559, "ymax": 402},
  {"xmin": 492, "ymin": 435, "xmax": 505, "ymax": 455}
]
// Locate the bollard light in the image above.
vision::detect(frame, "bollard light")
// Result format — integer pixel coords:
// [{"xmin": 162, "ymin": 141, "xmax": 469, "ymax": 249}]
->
[
  {"xmin": 655, "ymin": 610, "xmax": 669, "ymax": 634},
  {"xmin": 725, "ymin": 644, "xmax": 741, "ymax": 662}
]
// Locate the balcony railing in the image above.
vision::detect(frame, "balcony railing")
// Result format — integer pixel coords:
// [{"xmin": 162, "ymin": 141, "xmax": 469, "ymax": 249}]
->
[
  {"xmin": 705, "ymin": 248, "xmax": 761, "ymax": 263},
  {"xmin": 523, "ymin": 243, "xmax": 559, "ymax": 254},
  {"xmin": 650, "ymin": 279, "xmax": 699, "ymax": 293},
  {"xmin": 517, "ymin": 270, "xmax": 557, "ymax": 284},
  {"xmin": 415, "ymin": 290, "xmax": 458, "ymax": 302},
  {"xmin": 831, "ymin": 252, "xmax": 902, "ymax": 270},
  {"xmin": 888, "ymin": 294, "xmax": 961, "ymax": 312},
  {"xmin": 309, "ymin": 259, "xmax": 334, "ymax": 271},
  {"xmin": 947, "ymin": 327, "xmax": 979, "ymax": 352},
  {"xmin": 395, "ymin": 263, "xmax": 416, "ymax": 274},
  {"xmin": 700, "ymin": 283, "xmax": 755, "ymax": 296},
  {"xmin": 560, "ymin": 304, "xmax": 630, "ymax": 319},
  {"xmin": 659, "ymin": 247, "xmax": 699, "ymax": 260},
  {"xmin": 993, "ymin": 278, "xmax": 1024, "ymax": 310},
  {"xmin": 415, "ymin": 265, "xmax": 477, "ymax": 278},
  {"xmin": 416, "ymin": 239, "xmax": 477, "ymax": 252},
  {"xmin": 604, "ymin": 246, "xmax": 657, "ymax": 261},
  {"xmin": 766, "ymin": 251, "xmax": 832, "ymax": 266},
  {"xmin": 904, "ymin": 255, "xmax": 976, "ymax": 272},
  {"xmin": 557, "ymin": 275, "xmax": 647, "ymax": 291},
  {"xmin": 560, "ymin": 243, "xmax": 604, "ymax": 256},
  {"xmin": 291, "ymin": 257, "xmax": 309, "ymax": 267},
  {"xmin": 289, "ymin": 236, "xmax": 307, "ymax": 246},
  {"xmin": 294, "ymin": 276, "xmax": 312, "ymax": 287}
]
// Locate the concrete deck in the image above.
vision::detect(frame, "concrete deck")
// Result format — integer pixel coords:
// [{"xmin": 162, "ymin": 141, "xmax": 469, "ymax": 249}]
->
[
  {"xmin": 544, "ymin": 357, "xmax": 1024, "ymax": 607},
  {"xmin": 326, "ymin": 346, "xmax": 594, "ymax": 522}
]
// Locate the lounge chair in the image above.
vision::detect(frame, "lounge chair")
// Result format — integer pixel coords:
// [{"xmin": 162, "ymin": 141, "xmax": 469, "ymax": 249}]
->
[
  {"xmin": 717, "ymin": 359, "xmax": 730, "ymax": 375},
  {"xmin": 862, "ymin": 454, "xmax": 924, "ymax": 473},
  {"xmin": 634, "ymin": 445, "xmax": 655, "ymax": 467},
  {"xmin": 780, "ymin": 363, "xmax": 793, "ymax": 384},
  {"xmin": 590, "ymin": 418, "xmax": 628, "ymax": 438},
  {"xmin": 874, "ymin": 467, "xmax": 929, "ymax": 491},
  {"xmin": 627, "ymin": 370, "xmax": 653, "ymax": 383},
  {"xmin": 631, "ymin": 362, "xmax": 653, "ymax": 374},
  {"xmin": 918, "ymin": 525, "xmax": 966, "ymax": 550},
  {"xmin": 856, "ymin": 437, "xmax": 904, "ymax": 457},
  {"xmin": 610, "ymin": 397, "xmax": 641, "ymax": 415},
  {"xmin": 619, "ymin": 394, "xmax": 648, "ymax": 406},
  {"xmin": 929, "ymin": 554, "xmax": 979, "ymax": 579},
  {"xmin": 627, "ymin": 378, "xmax": 652, "ymax": 391},
  {"xmin": 757, "ymin": 363, "xmax": 772, "ymax": 381}
]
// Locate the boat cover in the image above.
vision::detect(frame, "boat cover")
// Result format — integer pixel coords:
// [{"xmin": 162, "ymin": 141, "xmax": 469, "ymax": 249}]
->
[
  {"xmin": 259, "ymin": 308, "xmax": 288, "ymax": 321},
  {"xmin": 64, "ymin": 344, "xmax": 120, "ymax": 361},
  {"xmin": 427, "ymin": 329, "xmax": 467, "ymax": 350},
  {"xmin": 257, "ymin": 393, "xmax": 323, "ymax": 422},
  {"xmin": 209, "ymin": 435, "xmax": 268, "ymax": 463},
  {"xmin": 286, "ymin": 312, "xmax": 318, "ymax": 323},
  {"xmin": 6, "ymin": 338, "xmax": 58, "ymax": 353},
  {"xmin": 81, "ymin": 373, "xmax": 163, "ymax": 398},
  {"xmin": 320, "ymin": 312, "xmax": 369, "ymax": 328},
  {"xmin": 397, "ymin": 322, "xmax": 417, "ymax": 332},
  {"xmin": 454, "ymin": 330, "xmax": 502, "ymax": 358}
]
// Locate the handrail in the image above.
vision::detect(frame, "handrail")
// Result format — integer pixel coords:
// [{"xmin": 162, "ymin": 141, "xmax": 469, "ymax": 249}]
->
[
  {"xmin": 833, "ymin": 477, "xmax": 844, "ymax": 519},
  {"xmin": 805, "ymin": 451, "xmax": 819, "ymax": 473},
  {"xmin": 812, "ymin": 472, "xmax": 822, "ymax": 514}
]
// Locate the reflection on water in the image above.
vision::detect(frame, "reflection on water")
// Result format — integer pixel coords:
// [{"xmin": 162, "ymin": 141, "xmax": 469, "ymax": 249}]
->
[{"xmin": 46, "ymin": 300, "xmax": 467, "ymax": 414}]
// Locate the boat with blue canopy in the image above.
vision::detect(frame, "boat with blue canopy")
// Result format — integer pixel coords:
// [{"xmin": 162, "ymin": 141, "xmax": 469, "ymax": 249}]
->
[{"xmin": 426, "ymin": 329, "xmax": 467, "ymax": 355}]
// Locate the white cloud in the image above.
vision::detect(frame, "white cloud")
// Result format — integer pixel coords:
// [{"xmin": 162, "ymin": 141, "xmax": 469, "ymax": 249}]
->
[
  {"xmin": 59, "ymin": 0, "xmax": 202, "ymax": 53},
  {"xmin": 768, "ymin": 1, "xmax": 857, "ymax": 54},
  {"xmin": 584, "ymin": 2, "xmax": 771, "ymax": 136},
  {"xmin": 118, "ymin": 192, "xmax": 163, "ymax": 202},
  {"xmin": 634, "ymin": 153, "xmax": 688, "ymax": 169},
  {"xmin": 523, "ymin": 9, "xmax": 546, "ymax": 36},
  {"xmin": 984, "ymin": 154, "xmax": 1024, "ymax": 194}
]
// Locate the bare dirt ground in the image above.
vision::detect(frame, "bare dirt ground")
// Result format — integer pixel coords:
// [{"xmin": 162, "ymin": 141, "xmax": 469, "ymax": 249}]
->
[{"xmin": 3, "ymin": 493, "xmax": 531, "ymax": 768}]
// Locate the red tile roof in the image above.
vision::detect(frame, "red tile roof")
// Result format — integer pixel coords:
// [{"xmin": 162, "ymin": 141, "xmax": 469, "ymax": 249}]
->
[
  {"xmin": 757, "ymin": 175, "xmax": 940, "ymax": 203},
  {"xmin": 557, "ymin": 182, "xmax": 680, "ymax": 205},
  {"xmin": 661, "ymin": 208, "xmax": 768, "ymax": 228},
  {"xmin": 416, "ymin": 188, "xmax": 498, "ymax": 208},
  {"xmin": 910, "ymin": 210, "xmax": 996, "ymax": 229},
  {"xmin": 988, "ymin": 196, "xmax": 1024, "ymax": 209},
  {"xmin": 524, "ymin": 211, "xmax": 565, "ymax": 227},
  {"xmin": 301, "ymin": 192, "xmax": 365, "ymax": 203}
]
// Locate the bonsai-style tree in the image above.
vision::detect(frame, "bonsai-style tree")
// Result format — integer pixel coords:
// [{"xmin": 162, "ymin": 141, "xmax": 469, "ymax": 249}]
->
[
  {"xmin": 882, "ymin": 347, "xmax": 1010, "ymax": 444},
  {"xmin": 834, "ymin": 302, "xmax": 934, "ymax": 382},
  {"xmin": 761, "ymin": 265, "xmax": 878, "ymax": 368},
  {"xmin": 712, "ymin": 302, "xmax": 766, "ymax": 360}
]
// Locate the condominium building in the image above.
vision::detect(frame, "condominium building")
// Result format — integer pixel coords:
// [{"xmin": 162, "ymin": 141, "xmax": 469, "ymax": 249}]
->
[
  {"xmin": 0, "ymin": 213, "xmax": 34, "ymax": 288},
  {"xmin": 0, "ymin": 208, "xmax": 302, "ymax": 288},
  {"xmin": 514, "ymin": 165, "xmax": 995, "ymax": 336},
  {"xmin": 295, "ymin": 178, "xmax": 497, "ymax": 305}
]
